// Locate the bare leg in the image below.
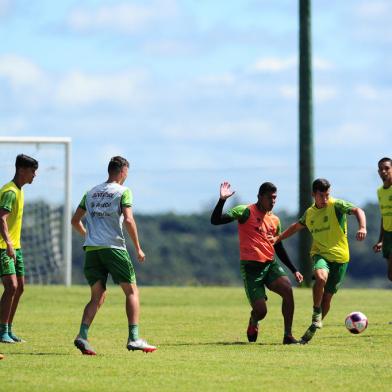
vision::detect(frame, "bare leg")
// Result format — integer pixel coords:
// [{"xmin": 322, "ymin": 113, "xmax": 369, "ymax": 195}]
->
[
  {"xmin": 0, "ymin": 275, "xmax": 17, "ymax": 324},
  {"xmin": 267, "ymin": 276, "xmax": 295, "ymax": 335},
  {"xmin": 8, "ymin": 276, "xmax": 24, "ymax": 325},
  {"xmin": 80, "ymin": 281, "xmax": 106, "ymax": 326},
  {"xmin": 313, "ymin": 269, "xmax": 329, "ymax": 308},
  {"xmin": 321, "ymin": 292, "xmax": 334, "ymax": 319},
  {"xmin": 250, "ymin": 298, "xmax": 267, "ymax": 324},
  {"xmin": 120, "ymin": 282, "xmax": 139, "ymax": 325}
]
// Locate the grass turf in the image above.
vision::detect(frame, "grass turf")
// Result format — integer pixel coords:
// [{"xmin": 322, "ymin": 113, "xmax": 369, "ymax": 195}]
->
[{"xmin": 1, "ymin": 286, "xmax": 392, "ymax": 391}]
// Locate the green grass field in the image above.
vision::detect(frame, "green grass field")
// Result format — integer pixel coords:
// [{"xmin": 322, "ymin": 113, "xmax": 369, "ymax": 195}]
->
[{"xmin": 1, "ymin": 286, "xmax": 392, "ymax": 391}]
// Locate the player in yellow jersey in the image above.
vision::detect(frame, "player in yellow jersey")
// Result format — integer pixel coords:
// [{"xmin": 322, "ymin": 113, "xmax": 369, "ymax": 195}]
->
[
  {"xmin": 0, "ymin": 154, "xmax": 38, "ymax": 345},
  {"xmin": 274, "ymin": 178, "xmax": 366, "ymax": 344},
  {"xmin": 373, "ymin": 157, "xmax": 392, "ymax": 282}
]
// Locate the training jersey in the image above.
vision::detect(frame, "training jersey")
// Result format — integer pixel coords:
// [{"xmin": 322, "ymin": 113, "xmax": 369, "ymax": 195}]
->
[
  {"xmin": 377, "ymin": 185, "xmax": 392, "ymax": 232},
  {"xmin": 0, "ymin": 181, "xmax": 24, "ymax": 249},
  {"xmin": 299, "ymin": 197, "xmax": 355, "ymax": 263},
  {"xmin": 227, "ymin": 204, "xmax": 281, "ymax": 263},
  {"xmin": 79, "ymin": 182, "xmax": 132, "ymax": 250}
]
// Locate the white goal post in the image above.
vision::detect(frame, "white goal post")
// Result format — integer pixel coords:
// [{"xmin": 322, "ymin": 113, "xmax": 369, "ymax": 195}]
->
[{"xmin": 0, "ymin": 137, "xmax": 72, "ymax": 286}]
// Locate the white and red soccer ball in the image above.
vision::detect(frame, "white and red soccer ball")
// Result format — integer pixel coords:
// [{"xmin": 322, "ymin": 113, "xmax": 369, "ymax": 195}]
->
[{"xmin": 345, "ymin": 311, "xmax": 368, "ymax": 334}]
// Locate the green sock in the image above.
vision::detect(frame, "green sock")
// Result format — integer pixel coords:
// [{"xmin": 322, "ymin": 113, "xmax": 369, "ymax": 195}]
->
[
  {"xmin": 313, "ymin": 306, "xmax": 321, "ymax": 314},
  {"xmin": 129, "ymin": 324, "xmax": 139, "ymax": 341},
  {"xmin": 79, "ymin": 323, "xmax": 89, "ymax": 340}
]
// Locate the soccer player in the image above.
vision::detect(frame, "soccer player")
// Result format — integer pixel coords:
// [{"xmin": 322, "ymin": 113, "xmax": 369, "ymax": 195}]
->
[
  {"xmin": 373, "ymin": 157, "xmax": 392, "ymax": 281},
  {"xmin": 71, "ymin": 156, "xmax": 156, "ymax": 355},
  {"xmin": 274, "ymin": 178, "xmax": 366, "ymax": 344},
  {"xmin": 0, "ymin": 154, "xmax": 38, "ymax": 344},
  {"xmin": 211, "ymin": 181, "xmax": 303, "ymax": 344}
]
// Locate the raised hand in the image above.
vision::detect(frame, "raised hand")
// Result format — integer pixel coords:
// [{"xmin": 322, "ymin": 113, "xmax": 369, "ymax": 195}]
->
[
  {"xmin": 220, "ymin": 182, "xmax": 235, "ymax": 200},
  {"xmin": 373, "ymin": 241, "xmax": 382, "ymax": 253}
]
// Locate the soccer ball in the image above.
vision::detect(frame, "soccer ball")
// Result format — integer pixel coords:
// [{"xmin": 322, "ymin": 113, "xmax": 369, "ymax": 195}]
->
[{"xmin": 345, "ymin": 311, "xmax": 368, "ymax": 334}]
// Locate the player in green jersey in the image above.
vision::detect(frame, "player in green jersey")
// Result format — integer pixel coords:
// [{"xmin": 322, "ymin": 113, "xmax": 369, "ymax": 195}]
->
[
  {"xmin": 373, "ymin": 157, "xmax": 392, "ymax": 281},
  {"xmin": 0, "ymin": 154, "xmax": 38, "ymax": 346},
  {"xmin": 274, "ymin": 178, "xmax": 366, "ymax": 344}
]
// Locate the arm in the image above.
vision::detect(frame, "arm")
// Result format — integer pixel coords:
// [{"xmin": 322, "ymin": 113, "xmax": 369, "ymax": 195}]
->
[
  {"xmin": 373, "ymin": 218, "xmax": 384, "ymax": 253},
  {"xmin": 275, "ymin": 222, "xmax": 306, "ymax": 243},
  {"xmin": 71, "ymin": 207, "xmax": 87, "ymax": 236},
  {"xmin": 0, "ymin": 209, "xmax": 15, "ymax": 261},
  {"xmin": 350, "ymin": 207, "xmax": 367, "ymax": 241},
  {"xmin": 274, "ymin": 242, "xmax": 303, "ymax": 283},
  {"xmin": 123, "ymin": 206, "xmax": 145, "ymax": 262},
  {"xmin": 210, "ymin": 181, "xmax": 235, "ymax": 225}
]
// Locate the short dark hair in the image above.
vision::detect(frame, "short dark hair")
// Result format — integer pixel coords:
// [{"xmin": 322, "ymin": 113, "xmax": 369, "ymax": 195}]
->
[
  {"xmin": 312, "ymin": 178, "xmax": 330, "ymax": 193},
  {"xmin": 108, "ymin": 156, "xmax": 129, "ymax": 174},
  {"xmin": 15, "ymin": 154, "xmax": 38, "ymax": 170},
  {"xmin": 378, "ymin": 157, "xmax": 392, "ymax": 166},
  {"xmin": 258, "ymin": 182, "xmax": 277, "ymax": 196}
]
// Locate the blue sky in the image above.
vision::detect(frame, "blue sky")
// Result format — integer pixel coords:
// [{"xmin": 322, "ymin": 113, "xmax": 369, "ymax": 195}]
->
[{"xmin": 0, "ymin": 0, "xmax": 390, "ymax": 213}]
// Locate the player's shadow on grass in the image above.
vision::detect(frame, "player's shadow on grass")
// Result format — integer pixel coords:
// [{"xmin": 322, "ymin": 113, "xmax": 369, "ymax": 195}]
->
[{"xmin": 9, "ymin": 352, "xmax": 69, "ymax": 356}]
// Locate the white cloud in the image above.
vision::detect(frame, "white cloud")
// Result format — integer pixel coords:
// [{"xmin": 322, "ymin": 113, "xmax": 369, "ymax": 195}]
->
[
  {"xmin": 355, "ymin": 84, "xmax": 380, "ymax": 100},
  {"xmin": 162, "ymin": 119, "xmax": 274, "ymax": 142},
  {"xmin": 67, "ymin": 0, "xmax": 179, "ymax": 34},
  {"xmin": 315, "ymin": 86, "xmax": 338, "ymax": 102},
  {"xmin": 278, "ymin": 84, "xmax": 338, "ymax": 102},
  {"xmin": 0, "ymin": 0, "xmax": 11, "ymax": 18},
  {"xmin": 320, "ymin": 123, "xmax": 373, "ymax": 146},
  {"xmin": 0, "ymin": 117, "xmax": 28, "ymax": 135},
  {"xmin": 279, "ymin": 85, "xmax": 296, "ymax": 99},
  {"xmin": 0, "ymin": 54, "xmax": 47, "ymax": 88},
  {"xmin": 55, "ymin": 70, "xmax": 148, "ymax": 106},
  {"xmin": 197, "ymin": 72, "xmax": 236, "ymax": 87},
  {"xmin": 250, "ymin": 56, "xmax": 334, "ymax": 73},
  {"xmin": 356, "ymin": 1, "xmax": 392, "ymax": 18},
  {"xmin": 313, "ymin": 57, "xmax": 334, "ymax": 71},
  {"xmin": 251, "ymin": 56, "xmax": 296, "ymax": 73}
]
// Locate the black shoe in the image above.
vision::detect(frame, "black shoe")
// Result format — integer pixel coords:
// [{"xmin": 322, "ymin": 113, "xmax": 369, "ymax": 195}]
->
[
  {"xmin": 300, "ymin": 324, "xmax": 317, "ymax": 344},
  {"xmin": 283, "ymin": 335, "xmax": 299, "ymax": 345}
]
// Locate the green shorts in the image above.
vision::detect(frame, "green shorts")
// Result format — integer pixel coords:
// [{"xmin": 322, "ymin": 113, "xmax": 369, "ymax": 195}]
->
[
  {"xmin": 313, "ymin": 255, "xmax": 348, "ymax": 294},
  {"xmin": 382, "ymin": 231, "xmax": 392, "ymax": 259},
  {"xmin": 84, "ymin": 248, "xmax": 136, "ymax": 287},
  {"xmin": 240, "ymin": 260, "xmax": 287, "ymax": 305},
  {"xmin": 0, "ymin": 249, "xmax": 24, "ymax": 277}
]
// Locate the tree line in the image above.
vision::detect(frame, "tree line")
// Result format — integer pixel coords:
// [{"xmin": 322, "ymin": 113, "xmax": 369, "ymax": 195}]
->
[{"xmin": 71, "ymin": 202, "xmax": 390, "ymax": 288}]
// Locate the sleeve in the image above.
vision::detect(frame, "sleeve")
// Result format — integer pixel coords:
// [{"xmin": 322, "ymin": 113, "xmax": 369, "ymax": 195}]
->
[
  {"xmin": 0, "ymin": 191, "xmax": 16, "ymax": 212},
  {"xmin": 226, "ymin": 205, "xmax": 249, "ymax": 221},
  {"xmin": 298, "ymin": 210, "xmax": 307, "ymax": 226},
  {"xmin": 334, "ymin": 199, "xmax": 356, "ymax": 215},
  {"xmin": 78, "ymin": 193, "xmax": 87, "ymax": 210},
  {"xmin": 121, "ymin": 189, "xmax": 133, "ymax": 207},
  {"xmin": 276, "ymin": 218, "xmax": 282, "ymax": 236}
]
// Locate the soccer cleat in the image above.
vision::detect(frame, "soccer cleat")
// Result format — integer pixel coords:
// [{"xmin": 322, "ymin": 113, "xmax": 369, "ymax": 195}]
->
[
  {"xmin": 311, "ymin": 312, "xmax": 323, "ymax": 329},
  {"xmin": 282, "ymin": 335, "xmax": 299, "ymax": 345},
  {"xmin": 0, "ymin": 353, "xmax": 4, "ymax": 360},
  {"xmin": 0, "ymin": 333, "xmax": 15, "ymax": 344},
  {"xmin": 247, "ymin": 318, "xmax": 259, "ymax": 342},
  {"xmin": 300, "ymin": 324, "xmax": 318, "ymax": 344},
  {"xmin": 8, "ymin": 331, "xmax": 26, "ymax": 343},
  {"xmin": 74, "ymin": 337, "xmax": 97, "ymax": 355},
  {"xmin": 126, "ymin": 338, "xmax": 157, "ymax": 353}
]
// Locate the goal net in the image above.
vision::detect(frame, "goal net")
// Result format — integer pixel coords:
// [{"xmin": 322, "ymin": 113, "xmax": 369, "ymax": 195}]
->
[{"xmin": 0, "ymin": 137, "xmax": 72, "ymax": 285}]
